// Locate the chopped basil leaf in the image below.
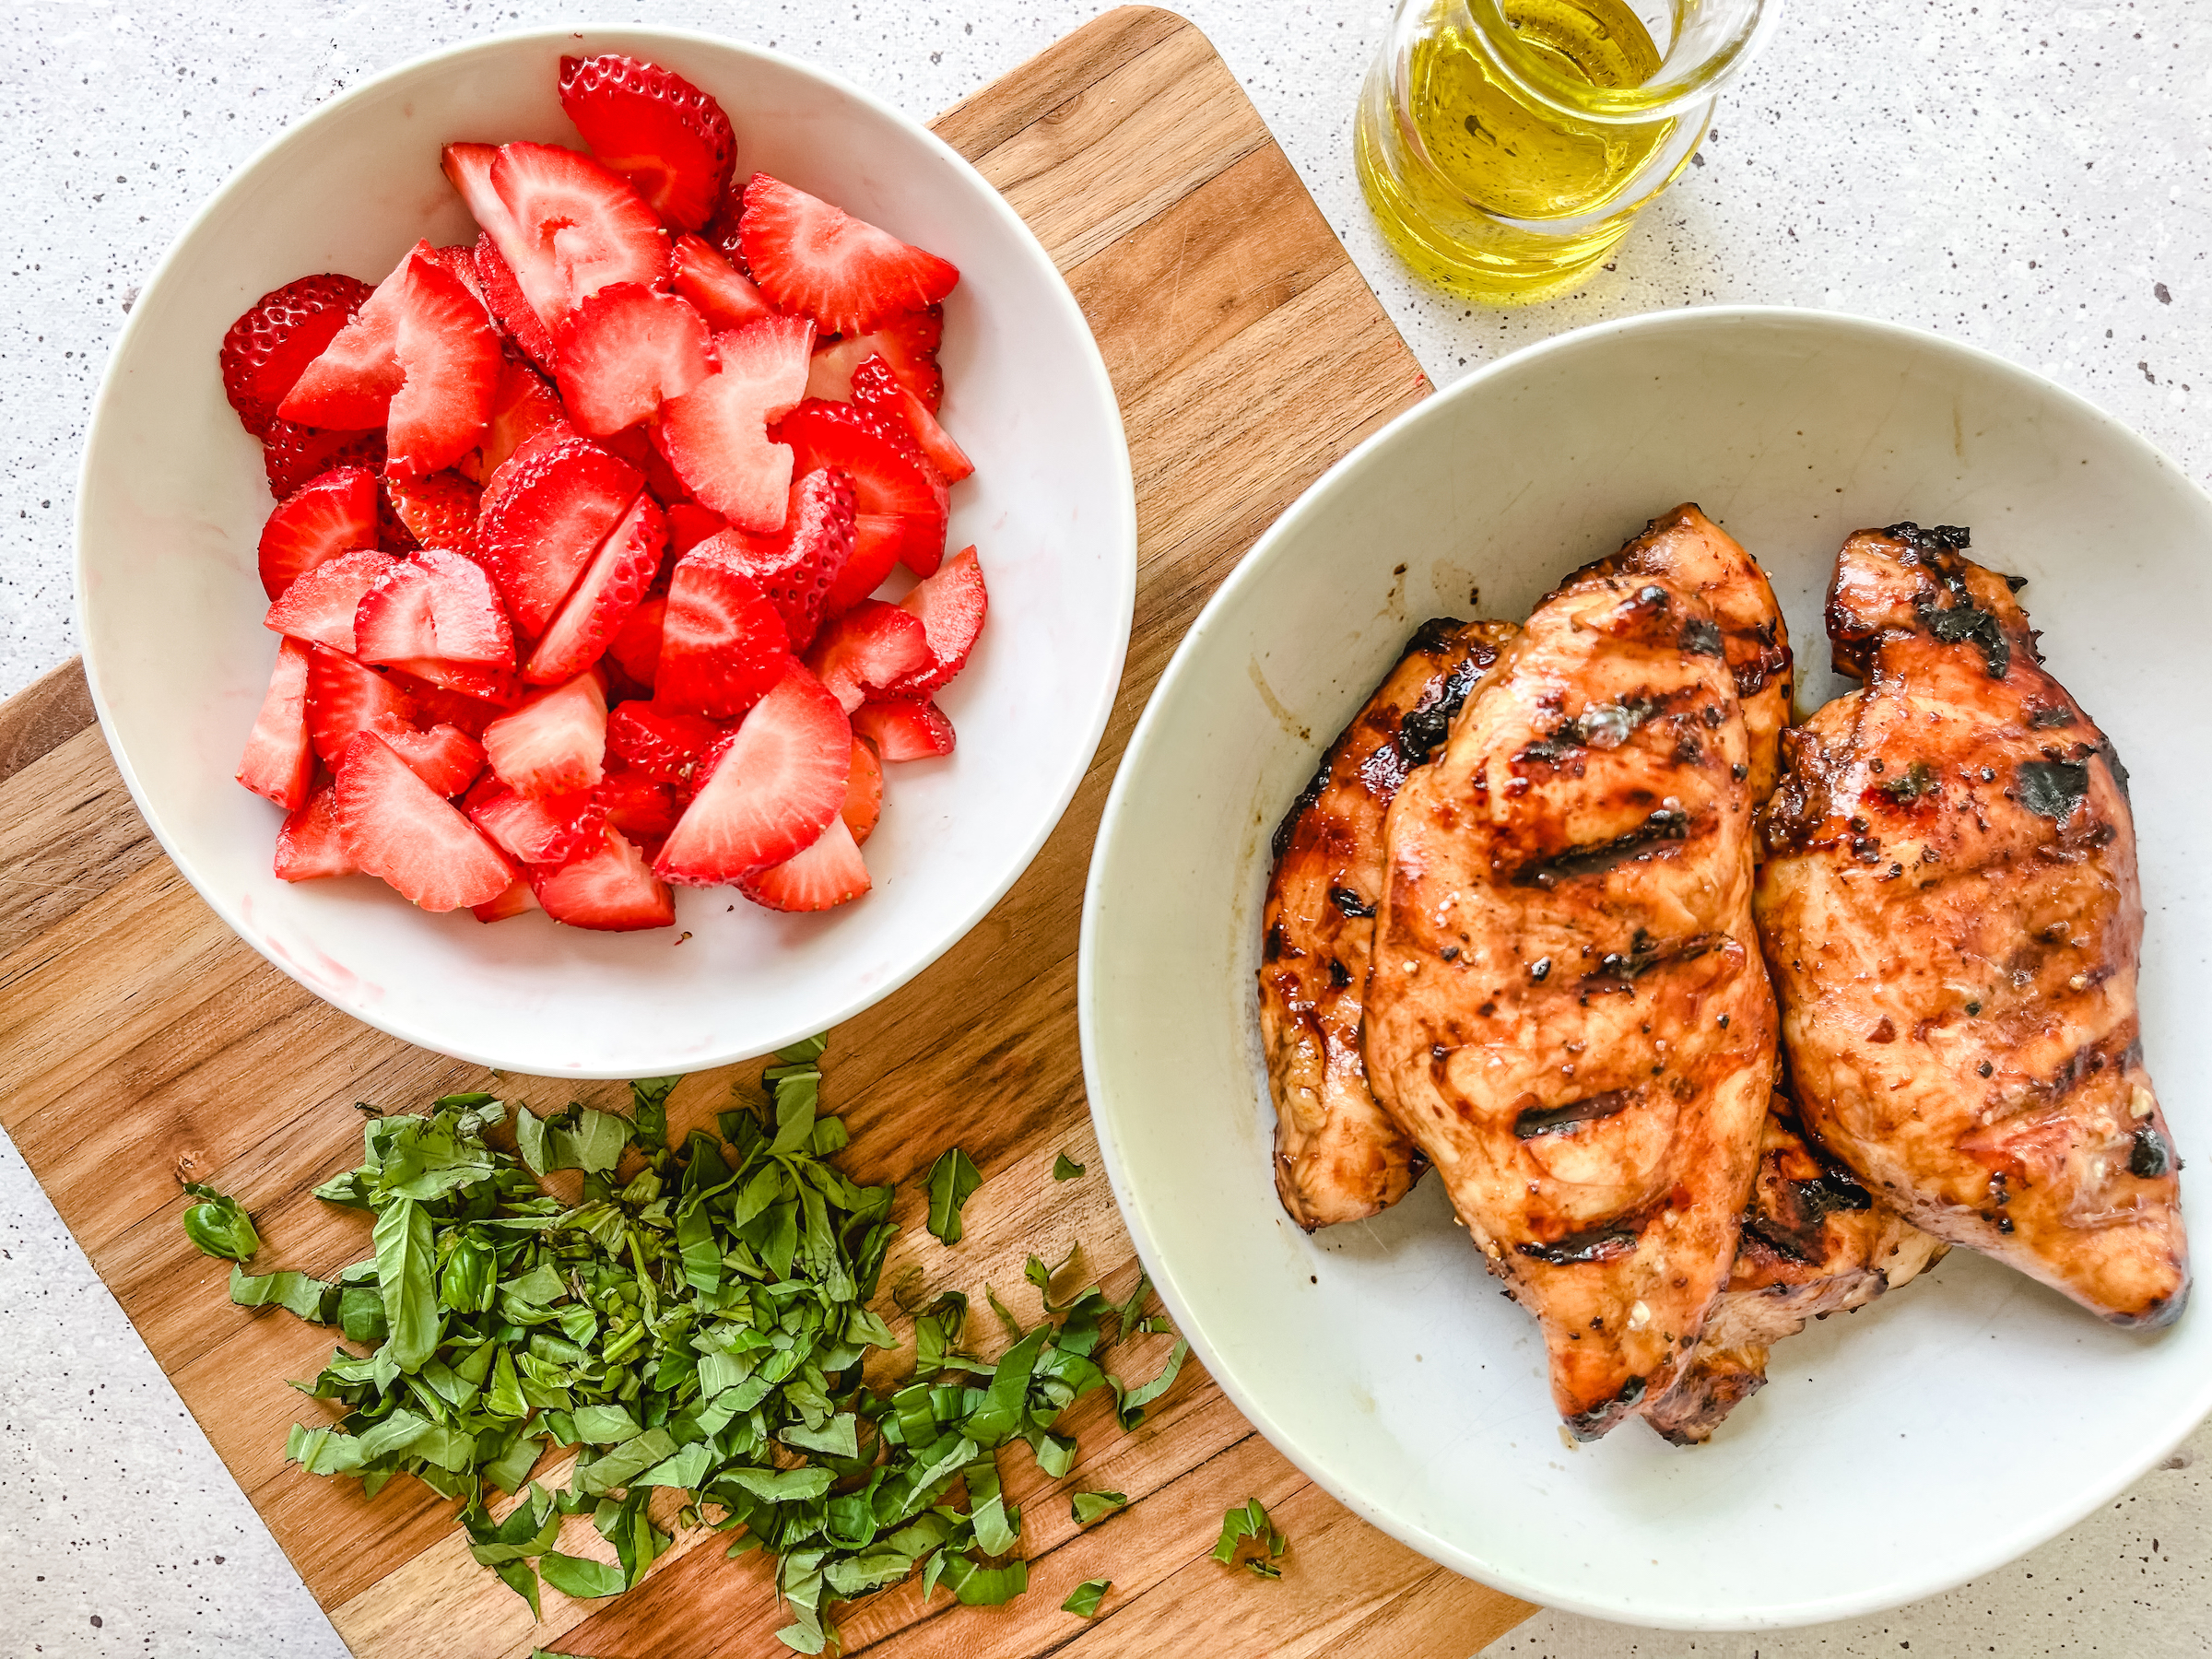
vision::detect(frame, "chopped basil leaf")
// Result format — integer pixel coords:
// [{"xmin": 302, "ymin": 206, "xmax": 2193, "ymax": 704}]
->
[
  {"xmin": 1052, "ymin": 1153, "xmax": 1086, "ymax": 1181},
  {"xmin": 925, "ymin": 1147, "xmax": 982, "ymax": 1244},
  {"xmin": 537, "ymin": 1550, "xmax": 627, "ymax": 1600},
  {"xmin": 179, "ymin": 1181, "xmax": 260, "ymax": 1263},
  {"xmin": 1062, "ymin": 1578, "xmax": 1111, "ymax": 1616},
  {"xmin": 1071, "ymin": 1490, "xmax": 1128, "ymax": 1527},
  {"xmin": 1213, "ymin": 1497, "xmax": 1289, "ymax": 1576}
]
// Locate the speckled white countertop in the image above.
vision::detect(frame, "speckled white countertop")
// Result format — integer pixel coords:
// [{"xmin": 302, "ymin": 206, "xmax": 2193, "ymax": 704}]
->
[{"xmin": 5, "ymin": 2, "xmax": 2208, "ymax": 1653}]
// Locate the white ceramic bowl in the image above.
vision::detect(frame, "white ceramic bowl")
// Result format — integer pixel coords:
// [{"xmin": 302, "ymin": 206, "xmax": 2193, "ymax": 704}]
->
[
  {"xmin": 77, "ymin": 27, "xmax": 1134, "ymax": 1077},
  {"xmin": 1081, "ymin": 308, "xmax": 2212, "ymax": 1629}
]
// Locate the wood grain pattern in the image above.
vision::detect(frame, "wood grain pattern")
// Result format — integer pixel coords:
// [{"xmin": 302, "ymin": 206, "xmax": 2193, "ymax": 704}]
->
[{"xmin": 0, "ymin": 11, "xmax": 1528, "ymax": 1656}]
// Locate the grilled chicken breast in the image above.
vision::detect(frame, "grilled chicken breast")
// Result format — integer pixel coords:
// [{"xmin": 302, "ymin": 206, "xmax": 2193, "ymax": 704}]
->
[
  {"xmin": 1757, "ymin": 524, "xmax": 2188, "ymax": 1327},
  {"xmin": 1261, "ymin": 618, "xmax": 1519, "ymax": 1230},
  {"xmin": 1646, "ymin": 1098, "xmax": 1947, "ymax": 1444},
  {"xmin": 1365, "ymin": 571, "xmax": 1778, "ymax": 1439}
]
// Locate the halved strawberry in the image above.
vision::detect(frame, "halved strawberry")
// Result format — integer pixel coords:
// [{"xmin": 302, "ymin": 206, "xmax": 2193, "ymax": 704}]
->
[
  {"xmin": 220, "ymin": 274, "xmax": 375, "ymax": 437},
  {"xmin": 274, "ymin": 783, "xmax": 356, "ymax": 880},
  {"xmin": 559, "ymin": 54, "xmax": 735, "ymax": 234},
  {"xmin": 380, "ymin": 724, "xmax": 487, "ymax": 797},
  {"xmin": 421, "ymin": 242, "xmax": 489, "ymax": 312},
  {"xmin": 655, "ymin": 314, "xmax": 814, "ymax": 531},
  {"xmin": 276, "ymin": 257, "xmax": 405, "ymax": 429},
  {"xmin": 524, "ymin": 493, "xmax": 665, "ymax": 685},
  {"xmin": 670, "ymin": 232, "xmax": 775, "ymax": 331},
  {"xmin": 556, "ymin": 283, "xmax": 715, "ymax": 436},
  {"xmin": 739, "ymin": 814, "xmax": 870, "ymax": 912},
  {"xmin": 594, "ymin": 768, "xmax": 681, "ymax": 846},
  {"xmin": 471, "ymin": 233, "xmax": 560, "ymax": 372},
  {"xmin": 850, "ymin": 353, "xmax": 971, "ymax": 481},
  {"xmin": 381, "ymin": 658, "xmax": 522, "ymax": 707},
  {"xmin": 666, "ymin": 501, "xmax": 728, "ymax": 556},
  {"xmin": 533, "ymin": 825, "xmax": 677, "ymax": 931},
  {"xmin": 655, "ymin": 543, "xmax": 793, "ymax": 719},
  {"xmin": 472, "ymin": 878, "xmax": 539, "ymax": 923},
  {"xmin": 262, "ymin": 419, "xmax": 386, "ymax": 500},
  {"xmin": 804, "ymin": 307, "xmax": 942, "ymax": 410},
  {"xmin": 263, "ymin": 547, "xmax": 400, "ymax": 653},
  {"xmin": 853, "ymin": 698, "xmax": 956, "ymax": 760},
  {"xmin": 606, "ymin": 594, "xmax": 665, "ymax": 690},
  {"xmin": 655, "ymin": 665, "xmax": 851, "ymax": 884},
  {"xmin": 825, "ymin": 513, "xmax": 907, "ymax": 618},
  {"xmin": 737, "ymin": 174, "xmax": 958, "ymax": 336},
  {"xmin": 237, "ymin": 638, "xmax": 317, "ymax": 810},
  {"xmin": 355, "ymin": 549, "xmax": 516, "ymax": 668},
  {"xmin": 483, "ymin": 672, "xmax": 607, "ymax": 798},
  {"xmin": 333, "ymin": 731, "xmax": 515, "ymax": 911},
  {"xmin": 716, "ymin": 469, "xmax": 855, "ymax": 651},
  {"xmin": 879, "ymin": 546, "xmax": 986, "ymax": 699},
  {"xmin": 774, "ymin": 399, "xmax": 947, "ymax": 575},
  {"xmin": 460, "ymin": 142, "xmax": 669, "ymax": 338},
  {"xmin": 465, "ymin": 353, "xmax": 566, "ymax": 482},
  {"xmin": 606, "ymin": 701, "xmax": 724, "ymax": 787},
  {"xmin": 803, "ymin": 598, "xmax": 930, "ymax": 713},
  {"xmin": 257, "ymin": 465, "xmax": 379, "ymax": 598},
  {"xmin": 475, "ymin": 433, "xmax": 643, "ymax": 638},
  {"xmin": 383, "ymin": 470, "xmax": 481, "ymax": 555},
  {"xmin": 466, "ymin": 779, "xmax": 607, "ymax": 865},
  {"xmin": 842, "ymin": 735, "xmax": 882, "ymax": 846},
  {"xmin": 304, "ymin": 645, "xmax": 413, "ymax": 763}
]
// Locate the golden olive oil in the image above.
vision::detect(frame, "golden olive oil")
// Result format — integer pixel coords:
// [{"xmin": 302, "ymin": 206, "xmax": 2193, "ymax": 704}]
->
[{"xmin": 1357, "ymin": 0, "xmax": 1684, "ymax": 302}]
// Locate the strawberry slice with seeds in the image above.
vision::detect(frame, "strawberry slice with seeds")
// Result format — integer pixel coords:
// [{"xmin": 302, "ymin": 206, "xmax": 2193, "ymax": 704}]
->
[
  {"xmin": 380, "ymin": 658, "xmax": 522, "ymax": 708},
  {"xmin": 737, "ymin": 174, "xmax": 958, "ymax": 336},
  {"xmin": 261, "ymin": 419, "xmax": 386, "ymax": 500},
  {"xmin": 594, "ymin": 768, "xmax": 681, "ymax": 846},
  {"xmin": 483, "ymin": 672, "xmax": 607, "ymax": 798},
  {"xmin": 824, "ymin": 512, "xmax": 907, "ymax": 618},
  {"xmin": 804, "ymin": 307, "xmax": 943, "ymax": 409},
  {"xmin": 559, "ymin": 54, "xmax": 735, "ymax": 234},
  {"xmin": 257, "ymin": 465, "xmax": 378, "ymax": 598},
  {"xmin": 533, "ymin": 825, "xmax": 677, "ymax": 931},
  {"xmin": 878, "ymin": 546, "xmax": 986, "ymax": 699},
  {"xmin": 383, "ymin": 469, "xmax": 481, "ymax": 555},
  {"xmin": 355, "ymin": 548, "xmax": 517, "ymax": 667},
  {"xmin": 472, "ymin": 878, "xmax": 538, "ymax": 923},
  {"xmin": 715, "ymin": 469, "xmax": 855, "ymax": 651},
  {"xmin": 852, "ymin": 698, "xmax": 956, "ymax": 761},
  {"xmin": 666, "ymin": 501, "xmax": 728, "ymax": 555},
  {"xmin": 422, "ymin": 242, "xmax": 489, "ymax": 312},
  {"xmin": 850, "ymin": 352, "xmax": 971, "ymax": 481},
  {"xmin": 236, "ymin": 638, "xmax": 317, "ymax": 810},
  {"xmin": 466, "ymin": 779, "xmax": 607, "ymax": 865},
  {"xmin": 739, "ymin": 814, "xmax": 870, "ymax": 912},
  {"xmin": 842, "ymin": 735, "xmax": 882, "ymax": 846},
  {"xmin": 654, "ymin": 541, "xmax": 794, "ymax": 719},
  {"xmin": 475, "ymin": 432, "xmax": 643, "ymax": 638},
  {"xmin": 220, "ymin": 274, "xmax": 375, "ymax": 437},
  {"xmin": 467, "ymin": 142, "xmax": 669, "ymax": 337},
  {"xmin": 656, "ymin": 314, "xmax": 815, "ymax": 531},
  {"xmin": 606, "ymin": 701, "xmax": 724, "ymax": 787},
  {"xmin": 465, "ymin": 353, "xmax": 566, "ymax": 481},
  {"xmin": 774, "ymin": 398, "xmax": 947, "ymax": 575},
  {"xmin": 555, "ymin": 283, "xmax": 715, "ymax": 436},
  {"xmin": 470, "ymin": 233, "xmax": 560, "ymax": 372},
  {"xmin": 333, "ymin": 731, "xmax": 515, "ymax": 911},
  {"xmin": 304, "ymin": 645, "xmax": 414, "ymax": 763},
  {"xmin": 606, "ymin": 594, "xmax": 666, "ymax": 691},
  {"xmin": 263, "ymin": 547, "xmax": 400, "ymax": 654},
  {"xmin": 274, "ymin": 783, "xmax": 356, "ymax": 880},
  {"xmin": 380, "ymin": 724, "xmax": 488, "ymax": 797},
  {"xmin": 524, "ymin": 492, "xmax": 665, "ymax": 685},
  {"xmin": 655, "ymin": 665, "xmax": 851, "ymax": 884},
  {"xmin": 670, "ymin": 232, "xmax": 775, "ymax": 331},
  {"xmin": 803, "ymin": 598, "xmax": 930, "ymax": 713}
]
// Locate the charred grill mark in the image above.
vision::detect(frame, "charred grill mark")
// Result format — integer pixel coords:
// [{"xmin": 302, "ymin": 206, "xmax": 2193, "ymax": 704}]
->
[
  {"xmin": 1565, "ymin": 1374, "xmax": 1647, "ymax": 1439},
  {"xmin": 1270, "ymin": 753, "xmax": 1333, "ymax": 863},
  {"xmin": 1884, "ymin": 521, "xmax": 1972, "ymax": 554},
  {"xmin": 1744, "ymin": 1168, "xmax": 1875, "ymax": 1265},
  {"xmin": 1517, "ymin": 1223, "xmax": 1642, "ymax": 1265},
  {"xmin": 1681, "ymin": 616, "xmax": 1724, "ymax": 657},
  {"xmin": 1398, "ymin": 640, "xmax": 1494, "ymax": 770},
  {"xmin": 1327, "ymin": 958, "xmax": 1351, "ymax": 990},
  {"xmin": 1329, "ymin": 886, "xmax": 1376, "ymax": 919},
  {"xmin": 1264, "ymin": 921, "xmax": 1289, "ymax": 962},
  {"xmin": 1513, "ymin": 1089, "xmax": 1633, "ymax": 1139},
  {"xmin": 1583, "ymin": 928, "xmax": 1723, "ymax": 991},
  {"xmin": 1512, "ymin": 808, "xmax": 1691, "ymax": 888},
  {"xmin": 1407, "ymin": 616, "xmax": 1466, "ymax": 654},
  {"xmin": 2017, "ymin": 1029, "xmax": 2134, "ymax": 1111}
]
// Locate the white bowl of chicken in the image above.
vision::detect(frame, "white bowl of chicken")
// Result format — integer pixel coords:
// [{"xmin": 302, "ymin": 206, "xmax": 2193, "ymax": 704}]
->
[{"xmin": 1080, "ymin": 307, "xmax": 2207, "ymax": 1628}]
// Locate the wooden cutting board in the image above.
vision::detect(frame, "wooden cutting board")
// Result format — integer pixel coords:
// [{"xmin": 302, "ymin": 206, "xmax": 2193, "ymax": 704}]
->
[{"xmin": 0, "ymin": 9, "xmax": 1531, "ymax": 1655}]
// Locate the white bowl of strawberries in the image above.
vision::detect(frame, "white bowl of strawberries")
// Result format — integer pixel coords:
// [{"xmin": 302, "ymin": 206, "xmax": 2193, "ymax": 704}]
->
[{"xmin": 76, "ymin": 28, "xmax": 1135, "ymax": 1076}]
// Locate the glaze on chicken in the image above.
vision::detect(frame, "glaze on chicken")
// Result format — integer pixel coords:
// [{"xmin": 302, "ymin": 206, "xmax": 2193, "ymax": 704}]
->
[
  {"xmin": 1260, "ymin": 618, "xmax": 1519, "ymax": 1230},
  {"xmin": 1756, "ymin": 524, "xmax": 2188, "ymax": 1327},
  {"xmin": 1364, "ymin": 571, "xmax": 1778, "ymax": 1439}
]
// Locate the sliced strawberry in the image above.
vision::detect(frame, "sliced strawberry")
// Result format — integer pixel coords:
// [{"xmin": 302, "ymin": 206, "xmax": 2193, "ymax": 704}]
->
[
  {"xmin": 482, "ymin": 672, "xmax": 607, "ymax": 798},
  {"xmin": 594, "ymin": 768, "xmax": 681, "ymax": 845},
  {"xmin": 655, "ymin": 543, "xmax": 793, "ymax": 719},
  {"xmin": 379, "ymin": 724, "xmax": 487, "ymax": 797},
  {"xmin": 595, "ymin": 423, "xmax": 693, "ymax": 511},
  {"xmin": 655, "ymin": 314, "xmax": 814, "ymax": 531},
  {"xmin": 304, "ymin": 645, "xmax": 413, "ymax": 763},
  {"xmin": 236, "ymin": 638, "xmax": 317, "ymax": 810},
  {"xmin": 555, "ymin": 283, "xmax": 715, "ymax": 436},
  {"xmin": 422, "ymin": 242, "xmax": 488, "ymax": 312},
  {"xmin": 256, "ymin": 465, "xmax": 379, "ymax": 598},
  {"xmin": 261, "ymin": 419, "xmax": 386, "ymax": 500},
  {"xmin": 737, "ymin": 174, "xmax": 958, "ymax": 336},
  {"xmin": 276, "ymin": 255, "xmax": 405, "ymax": 429},
  {"xmin": 842, "ymin": 735, "xmax": 883, "ymax": 846},
  {"xmin": 606, "ymin": 701, "xmax": 724, "ymax": 786},
  {"xmin": 524, "ymin": 493, "xmax": 665, "ymax": 685},
  {"xmin": 804, "ymin": 307, "xmax": 943, "ymax": 410},
  {"xmin": 825, "ymin": 513, "xmax": 907, "ymax": 618},
  {"xmin": 471, "ymin": 234, "xmax": 561, "ymax": 372},
  {"xmin": 717, "ymin": 469, "xmax": 855, "ymax": 651},
  {"xmin": 274, "ymin": 783, "xmax": 356, "ymax": 880},
  {"xmin": 475, "ymin": 433, "xmax": 643, "ymax": 638},
  {"xmin": 355, "ymin": 549, "xmax": 516, "ymax": 667},
  {"xmin": 465, "ymin": 353, "xmax": 566, "ymax": 481},
  {"xmin": 666, "ymin": 501, "xmax": 728, "ymax": 556},
  {"xmin": 606, "ymin": 594, "xmax": 665, "ymax": 690},
  {"xmin": 655, "ymin": 666, "xmax": 851, "ymax": 884},
  {"xmin": 473, "ymin": 142, "xmax": 669, "ymax": 337},
  {"xmin": 559, "ymin": 54, "xmax": 735, "ymax": 234},
  {"xmin": 739, "ymin": 814, "xmax": 870, "ymax": 912},
  {"xmin": 803, "ymin": 598, "xmax": 930, "ymax": 713},
  {"xmin": 220, "ymin": 274, "xmax": 375, "ymax": 437},
  {"xmin": 472, "ymin": 877, "xmax": 539, "ymax": 923},
  {"xmin": 853, "ymin": 698, "xmax": 956, "ymax": 761},
  {"xmin": 263, "ymin": 547, "xmax": 400, "ymax": 653},
  {"xmin": 850, "ymin": 353, "xmax": 971, "ymax": 481},
  {"xmin": 383, "ymin": 469, "xmax": 481, "ymax": 555},
  {"xmin": 333, "ymin": 731, "xmax": 515, "ymax": 911},
  {"xmin": 879, "ymin": 546, "xmax": 986, "ymax": 699},
  {"xmin": 533, "ymin": 825, "xmax": 677, "ymax": 931},
  {"xmin": 467, "ymin": 780, "xmax": 607, "ymax": 865},
  {"xmin": 381, "ymin": 658, "xmax": 522, "ymax": 707},
  {"xmin": 670, "ymin": 232, "xmax": 775, "ymax": 331},
  {"xmin": 774, "ymin": 399, "xmax": 947, "ymax": 575}
]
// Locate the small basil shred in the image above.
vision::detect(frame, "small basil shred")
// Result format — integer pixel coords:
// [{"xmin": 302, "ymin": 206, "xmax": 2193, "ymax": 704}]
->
[
  {"xmin": 1062, "ymin": 1578, "xmax": 1112, "ymax": 1616},
  {"xmin": 1212, "ymin": 1498, "xmax": 1289, "ymax": 1578},
  {"xmin": 179, "ymin": 1181, "xmax": 261, "ymax": 1263},
  {"xmin": 1051, "ymin": 1153, "xmax": 1087, "ymax": 1182},
  {"xmin": 1071, "ymin": 1489, "xmax": 1128, "ymax": 1526},
  {"xmin": 184, "ymin": 1040, "xmax": 1187, "ymax": 1652},
  {"xmin": 925, "ymin": 1147, "xmax": 983, "ymax": 1244}
]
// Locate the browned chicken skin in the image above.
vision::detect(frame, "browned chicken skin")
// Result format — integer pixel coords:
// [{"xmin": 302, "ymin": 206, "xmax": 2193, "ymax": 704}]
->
[
  {"xmin": 1260, "ymin": 618, "xmax": 1519, "ymax": 1229},
  {"xmin": 1757, "ymin": 524, "xmax": 2189, "ymax": 1328},
  {"xmin": 1646, "ymin": 1097, "xmax": 1947, "ymax": 1444},
  {"xmin": 1364, "ymin": 571, "xmax": 1778, "ymax": 1439}
]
